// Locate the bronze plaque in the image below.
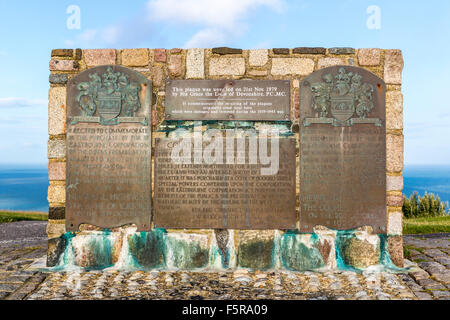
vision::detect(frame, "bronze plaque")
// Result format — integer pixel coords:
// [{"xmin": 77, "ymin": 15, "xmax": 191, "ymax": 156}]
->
[
  {"xmin": 66, "ymin": 66, "xmax": 152, "ymax": 232},
  {"xmin": 299, "ymin": 66, "xmax": 387, "ymax": 234},
  {"xmin": 165, "ymin": 80, "xmax": 290, "ymax": 121},
  {"xmin": 154, "ymin": 137, "xmax": 296, "ymax": 229}
]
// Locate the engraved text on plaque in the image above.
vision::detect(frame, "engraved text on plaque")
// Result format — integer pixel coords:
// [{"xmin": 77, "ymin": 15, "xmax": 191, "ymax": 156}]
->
[
  {"xmin": 66, "ymin": 66, "xmax": 152, "ymax": 232},
  {"xmin": 299, "ymin": 66, "xmax": 387, "ymax": 234}
]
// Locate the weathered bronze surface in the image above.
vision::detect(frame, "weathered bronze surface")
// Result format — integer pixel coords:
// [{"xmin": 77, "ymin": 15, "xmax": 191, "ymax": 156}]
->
[
  {"xmin": 299, "ymin": 66, "xmax": 387, "ymax": 234},
  {"xmin": 165, "ymin": 80, "xmax": 290, "ymax": 121},
  {"xmin": 66, "ymin": 65, "xmax": 152, "ymax": 232},
  {"xmin": 154, "ymin": 137, "xmax": 297, "ymax": 229}
]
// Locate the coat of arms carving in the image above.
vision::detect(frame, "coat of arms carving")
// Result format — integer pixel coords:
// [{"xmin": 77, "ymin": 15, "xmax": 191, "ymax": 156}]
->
[
  {"xmin": 71, "ymin": 66, "xmax": 148, "ymax": 126},
  {"xmin": 303, "ymin": 67, "xmax": 381, "ymax": 127}
]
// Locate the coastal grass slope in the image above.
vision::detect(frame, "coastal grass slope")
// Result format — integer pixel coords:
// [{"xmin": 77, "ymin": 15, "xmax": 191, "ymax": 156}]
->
[
  {"xmin": 403, "ymin": 216, "xmax": 450, "ymax": 234},
  {"xmin": 0, "ymin": 210, "xmax": 48, "ymax": 223}
]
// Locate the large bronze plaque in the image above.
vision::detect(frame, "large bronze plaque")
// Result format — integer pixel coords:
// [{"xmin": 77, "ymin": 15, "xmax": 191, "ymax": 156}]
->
[
  {"xmin": 299, "ymin": 66, "xmax": 387, "ymax": 234},
  {"xmin": 66, "ymin": 66, "xmax": 152, "ymax": 232},
  {"xmin": 165, "ymin": 80, "xmax": 290, "ymax": 121},
  {"xmin": 154, "ymin": 137, "xmax": 296, "ymax": 229}
]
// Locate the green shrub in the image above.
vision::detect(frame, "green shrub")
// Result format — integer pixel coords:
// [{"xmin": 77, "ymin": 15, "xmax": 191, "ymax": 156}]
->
[{"xmin": 402, "ymin": 192, "xmax": 448, "ymax": 218}]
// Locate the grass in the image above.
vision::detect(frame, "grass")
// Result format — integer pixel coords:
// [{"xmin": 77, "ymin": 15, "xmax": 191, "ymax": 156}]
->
[
  {"xmin": 403, "ymin": 216, "xmax": 450, "ymax": 235},
  {"xmin": 0, "ymin": 210, "xmax": 48, "ymax": 224}
]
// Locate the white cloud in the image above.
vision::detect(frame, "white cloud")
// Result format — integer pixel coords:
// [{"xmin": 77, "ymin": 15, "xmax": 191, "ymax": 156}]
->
[
  {"xmin": 78, "ymin": 29, "xmax": 99, "ymax": 43},
  {"xmin": 102, "ymin": 26, "xmax": 121, "ymax": 44},
  {"xmin": 147, "ymin": 0, "xmax": 284, "ymax": 47},
  {"xmin": 65, "ymin": 0, "xmax": 285, "ymax": 48},
  {"xmin": 184, "ymin": 28, "xmax": 228, "ymax": 48},
  {"xmin": 147, "ymin": 0, "xmax": 284, "ymax": 29},
  {"xmin": 0, "ymin": 97, "xmax": 47, "ymax": 109},
  {"xmin": 0, "ymin": 97, "xmax": 48, "ymax": 164}
]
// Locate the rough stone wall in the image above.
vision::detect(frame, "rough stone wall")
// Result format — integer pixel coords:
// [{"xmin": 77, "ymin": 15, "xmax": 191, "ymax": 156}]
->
[{"xmin": 47, "ymin": 47, "xmax": 404, "ymax": 268}]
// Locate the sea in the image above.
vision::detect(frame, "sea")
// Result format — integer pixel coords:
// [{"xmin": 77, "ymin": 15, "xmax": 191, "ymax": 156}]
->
[
  {"xmin": 0, "ymin": 164, "xmax": 449, "ymax": 212},
  {"xmin": 403, "ymin": 165, "xmax": 450, "ymax": 207},
  {"xmin": 0, "ymin": 164, "xmax": 49, "ymax": 212}
]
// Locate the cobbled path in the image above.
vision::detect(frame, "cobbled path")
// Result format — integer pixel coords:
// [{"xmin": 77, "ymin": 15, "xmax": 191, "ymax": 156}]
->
[
  {"xmin": 0, "ymin": 222, "xmax": 448, "ymax": 300},
  {"xmin": 399, "ymin": 233, "xmax": 450, "ymax": 300}
]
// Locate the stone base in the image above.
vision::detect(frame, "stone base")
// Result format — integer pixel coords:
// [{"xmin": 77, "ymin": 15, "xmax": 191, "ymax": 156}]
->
[
  {"xmin": 388, "ymin": 235, "xmax": 404, "ymax": 268},
  {"xmin": 47, "ymin": 226, "xmax": 405, "ymax": 272}
]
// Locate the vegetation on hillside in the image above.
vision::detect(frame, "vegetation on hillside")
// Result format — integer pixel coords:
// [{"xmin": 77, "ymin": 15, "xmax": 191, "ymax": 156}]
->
[
  {"xmin": 402, "ymin": 192, "xmax": 448, "ymax": 218},
  {"xmin": 0, "ymin": 211, "xmax": 48, "ymax": 224}
]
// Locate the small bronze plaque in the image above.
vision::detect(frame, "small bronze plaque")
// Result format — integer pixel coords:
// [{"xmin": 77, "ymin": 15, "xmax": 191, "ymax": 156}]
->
[
  {"xmin": 66, "ymin": 66, "xmax": 152, "ymax": 232},
  {"xmin": 299, "ymin": 66, "xmax": 387, "ymax": 234},
  {"xmin": 154, "ymin": 137, "xmax": 296, "ymax": 229},
  {"xmin": 165, "ymin": 80, "xmax": 290, "ymax": 121}
]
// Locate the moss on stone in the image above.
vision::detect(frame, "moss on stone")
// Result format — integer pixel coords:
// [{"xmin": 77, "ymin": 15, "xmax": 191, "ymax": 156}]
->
[
  {"xmin": 128, "ymin": 229, "xmax": 166, "ymax": 269},
  {"xmin": 166, "ymin": 236, "xmax": 209, "ymax": 269},
  {"xmin": 237, "ymin": 239, "xmax": 274, "ymax": 270},
  {"xmin": 280, "ymin": 233, "xmax": 324, "ymax": 271}
]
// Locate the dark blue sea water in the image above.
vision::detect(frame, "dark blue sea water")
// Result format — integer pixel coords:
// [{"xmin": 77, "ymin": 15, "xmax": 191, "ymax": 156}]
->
[
  {"xmin": 403, "ymin": 165, "xmax": 450, "ymax": 206},
  {"xmin": 0, "ymin": 164, "xmax": 449, "ymax": 212},
  {"xmin": 0, "ymin": 165, "xmax": 49, "ymax": 212}
]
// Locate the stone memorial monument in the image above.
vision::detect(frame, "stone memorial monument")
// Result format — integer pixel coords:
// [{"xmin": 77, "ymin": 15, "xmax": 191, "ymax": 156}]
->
[{"xmin": 47, "ymin": 47, "xmax": 404, "ymax": 271}]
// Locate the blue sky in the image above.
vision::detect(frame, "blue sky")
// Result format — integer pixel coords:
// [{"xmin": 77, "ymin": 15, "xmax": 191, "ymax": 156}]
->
[{"xmin": 0, "ymin": 0, "xmax": 449, "ymax": 165}]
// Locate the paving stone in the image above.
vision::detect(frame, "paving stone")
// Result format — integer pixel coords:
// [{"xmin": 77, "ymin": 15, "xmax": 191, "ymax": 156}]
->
[
  {"xmin": 6, "ymin": 290, "xmax": 30, "ymax": 300},
  {"xmin": 329, "ymin": 281, "xmax": 342, "ymax": 290},
  {"xmin": 409, "ymin": 269, "xmax": 430, "ymax": 281},
  {"xmin": 433, "ymin": 273, "xmax": 450, "ymax": 284},
  {"xmin": 431, "ymin": 290, "xmax": 450, "ymax": 298},
  {"xmin": 397, "ymin": 275, "xmax": 423, "ymax": 291},
  {"xmin": 414, "ymin": 291, "xmax": 434, "ymax": 300},
  {"xmin": 0, "ymin": 283, "xmax": 21, "ymax": 291},
  {"xmin": 433, "ymin": 256, "xmax": 450, "ymax": 266},
  {"xmin": 418, "ymin": 261, "xmax": 447, "ymax": 274},
  {"xmin": 408, "ymin": 249, "xmax": 423, "ymax": 257},
  {"xmin": 417, "ymin": 278, "xmax": 446, "ymax": 290},
  {"xmin": 411, "ymin": 254, "xmax": 430, "ymax": 262},
  {"xmin": 376, "ymin": 292, "xmax": 390, "ymax": 300},
  {"xmin": 234, "ymin": 276, "xmax": 252, "ymax": 284},
  {"xmin": 2, "ymin": 275, "xmax": 32, "ymax": 283},
  {"xmin": 0, "ymin": 291, "xmax": 10, "ymax": 299},
  {"xmin": 424, "ymin": 249, "xmax": 446, "ymax": 257}
]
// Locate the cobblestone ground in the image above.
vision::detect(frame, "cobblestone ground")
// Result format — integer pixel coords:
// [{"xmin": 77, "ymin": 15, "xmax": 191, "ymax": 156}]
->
[
  {"xmin": 399, "ymin": 233, "xmax": 450, "ymax": 300},
  {"xmin": 0, "ymin": 246, "xmax": 48, "ymax": 300},
  {"xmin": 24, "ymin": 269, "xmax": 418, "ymax": 300},
  {"xmin": 0, "ymin": 221, "xmax": 49, "ymax": 300},
  {"xmin": 0, "ymin": 222, "xmax": 448, "ymax": 300}
]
